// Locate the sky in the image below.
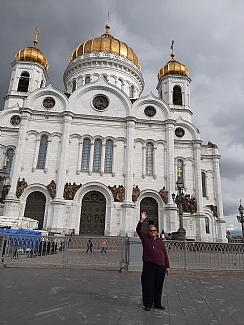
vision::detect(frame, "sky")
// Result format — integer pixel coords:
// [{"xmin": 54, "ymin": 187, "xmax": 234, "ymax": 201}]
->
[{"xmin": 1, "ymin": 0, "xmax": 244, "ymax": 237}]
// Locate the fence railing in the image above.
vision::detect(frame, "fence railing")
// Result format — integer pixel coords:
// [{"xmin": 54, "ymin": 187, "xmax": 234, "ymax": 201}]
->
[
  {"xmin": 124, "ymin": 238, "xmax": 244, "ymax": 271},
  {"xmin": 1, "ymin": 233, "xmax": 244, "ymax": 271},
  {"xmin": 0, "ymin": 233, "xmax": 125, "ymax": 270}
]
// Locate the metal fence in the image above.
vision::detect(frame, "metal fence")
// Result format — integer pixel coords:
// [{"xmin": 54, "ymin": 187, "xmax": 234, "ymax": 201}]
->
[
  {"xmin": 0, "ymin": 234, "xmax": 125, "ymax": 270},
  {"xmin": 124, "ymin": 238, "xmax": 244, "ymax": 271},
  {"xmin": 1, "ymin": 233, "xmax": 244, "ymax": 271}
]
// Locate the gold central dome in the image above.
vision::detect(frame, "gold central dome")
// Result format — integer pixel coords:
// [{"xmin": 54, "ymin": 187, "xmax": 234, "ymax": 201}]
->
[
  {"xmin": 69, "ymin": 24, "xmax": 140, "ymax": 69},
  {"xmin": 158, "ymin": 41, "xmax": 188, "ymax": 80},
  {"xmin": 15, "ymin": 27, "xmax": 49, "ymax": 70}
]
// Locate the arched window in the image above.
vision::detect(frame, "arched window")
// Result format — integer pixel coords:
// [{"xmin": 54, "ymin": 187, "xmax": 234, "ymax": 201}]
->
[
  {"xmin": 81, "ymin": 138, "xmax": 91, "ymax": 172},
  {"xmin": 117, "ymin": 79, "xmax": 123, "ymax": 89},
  {"xmin": 130, "ymin": 85, "xmax": 135, "ymax": 98},
  {"xmin": 146, "ymin": 143, "xmax": 154, "ymax": 176},
  {"xmin": 177, "ymin": 159, "xmax": 184, "ymax": 184},
  {"xmin": 37, "ymin": 135, "xmax": 48, "ymax": 169},
  {"xmin": 104, "ymin": 140, "xmax": 113, "ymax": 173},
  {"xmin": 173, "ymin": 85, "xmax": 182, "ymax": 105},
  {"xmin": 17, "ymin": 72, "xmax": 30, "ymax": 92},
  {"xmin": 93, "ymin": 139, "xmax": 102, "ymax": 172},
  {"xmin": 202, "ymin": 171, "xmax": 207, "ymax": 197},
  {"xmin": 72, "ymin": 79, "xmax": 77, "ymax": 92},
  {"xmin": 3, "ymin": 148, "xmax": 14, "ymax": 172},
  {"xmin": 205, "ymin": 217, "xmax": 210, "ymax": 234},
  {"xmin": 85, "ymin": 76, "xmax": 91, "ymax": 84}
]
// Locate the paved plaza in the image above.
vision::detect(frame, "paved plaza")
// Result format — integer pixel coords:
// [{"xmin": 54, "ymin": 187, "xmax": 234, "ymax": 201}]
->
[{"xmin": 1, "ymin": 267, "xmax": 244, "ymax": 325}]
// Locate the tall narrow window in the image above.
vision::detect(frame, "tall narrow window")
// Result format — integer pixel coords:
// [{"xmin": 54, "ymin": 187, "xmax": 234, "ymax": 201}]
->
[
  {"xmin": 81, "ymin": 138, "xmax": 91, "ymax": 172},
  {"xmin": 93, "ymin": 139, "xmax": 102, "ymax": 172},
  {"xmin": 177, "ymin": 159, "xmax": 184, "ymax": 184},
  {"xmin": 3, "ymin": 148, "xmax": 14, "ymax": 172},
  {"xmin": 173, "ymin": 85, "xmax": 182, "ymax": 105},
  {"xmin": 85, "ymin": 76, "xmax": 91, "ymax": 84},
  {"xmin": 205, "ymin": 217, "xmax": 210, "ymax": 234},
  {"xmin": 17, "ymin": 72, "xmax": 30, "ymax": 92},
  {"xmin": 72, "ymin": 80, "xmax": 77, "ymax": 92},
  {"xmin": 202, "ymin": 171, "xmax": 207, "ymax": 197},
  {"xmin": 104, "ymin": 140, "xmax": 113, "ymax": 173},
  {"xmin": 37, "ymin": 135, "xmax": 48, "ymax": 169},
  {"xmin": 146, "ymin": 143, "xmax": 154, "ymax": 176},
  {"xmin": 130, "ymin": 85, "xmax": 135, "ymax": 98},
  {"xmin": 117, "ymin": 79, "xmax": 123, "ymax": 89}
]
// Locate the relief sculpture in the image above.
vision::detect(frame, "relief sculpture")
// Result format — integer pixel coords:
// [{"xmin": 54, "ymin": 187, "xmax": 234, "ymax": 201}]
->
[
  {"xmin": 16, "ymin": 178, "xmax": 27, "ymax": 198},
  {"xmin": 108, "ymin": 185, "xmax": 125, "ymax": 202},
  {"xmin": 47, "ymin": 180, "xmax": 56, "ymax": 199},
  {"xmin": 132, "ymin": 185, "xmax": 140, "ymax": 202},
  {"xmin": 63, "ymin": 182, "xmax": 82, "ymax": 200},
  {"xmin": 159, "ymin": 186, "xmax": 168, "ymax": 204}
]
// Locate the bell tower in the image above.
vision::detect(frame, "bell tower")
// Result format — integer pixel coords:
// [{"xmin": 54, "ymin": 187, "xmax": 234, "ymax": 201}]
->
[
  {"xmin": 4, "ymin": 27, "xmax": 48, "ymax": 110},
  {"xmin": 156, "ymin": 41, "xmax": 192, "ymax": 121}
]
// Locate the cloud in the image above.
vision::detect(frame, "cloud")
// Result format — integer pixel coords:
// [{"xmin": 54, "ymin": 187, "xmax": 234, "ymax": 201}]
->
[{"xmin": 0, "ymin": 0, "xmax": 243, "ymax": 234}]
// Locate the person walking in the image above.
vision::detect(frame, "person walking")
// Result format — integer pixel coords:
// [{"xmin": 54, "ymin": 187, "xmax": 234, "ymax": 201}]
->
[
  {"xmin": 136, "ymin": 211, "xmax": 170, "ymax": 311},
  {"xmin": 86, "ymin": 238, "xmax": 93, "ymax": 253},
  {"xmin": 101, "ymin": 239, "xmax": 107, "ymax": 254}
]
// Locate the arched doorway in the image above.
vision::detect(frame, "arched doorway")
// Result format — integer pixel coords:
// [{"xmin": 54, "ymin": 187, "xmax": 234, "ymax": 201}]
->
[
  {"xmin": 140, "ymin": 197, "xmax": 158, "ymax": 233},
  {"xmin": 79, "ymin": 191, "xmax": 106, "ymax": 235},
  {"xmin": 24, "ymin": 191, "xmax": 46, "ymax": 230}
]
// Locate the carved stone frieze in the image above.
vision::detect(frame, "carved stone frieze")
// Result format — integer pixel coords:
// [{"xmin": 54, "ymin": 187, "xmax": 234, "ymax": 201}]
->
[
  {"xmin": 63, "ymin": 182, "xmax": 82, "ymax": 200},
  {"xmin": 108, "ymin": 185, "xmax": 125, "ymax": 202},
  {"xmin": 175, "ymin": 194, "xmax": 197, "ymax": 214}
]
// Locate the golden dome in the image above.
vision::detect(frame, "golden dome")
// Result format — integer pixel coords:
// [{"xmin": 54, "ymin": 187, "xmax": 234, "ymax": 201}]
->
[
  {"xmin": 69, "ymin": 24, "xmax": 140, "ymax": 69},
  {"xmin": 158, "ymin": 40, "xmax": 188, "ymax": 80},
  {"xmin": 15, "ymin": 27, "xmax": 49, "ymax": 70}
]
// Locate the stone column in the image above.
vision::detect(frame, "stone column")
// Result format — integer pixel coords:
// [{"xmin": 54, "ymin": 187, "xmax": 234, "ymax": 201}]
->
[
  {"xmin": 164, "ymin": 121, "xmax": 178, "ymax": 233},
  {"xmin": 193, "ymin": 140, "xmax": 205, "ymax": 241},
  {"xmin": 212, "ymin": 147, "xmax": 226, "ymax": 241},
  {"xmin": 124, "ymin": 117, "xmax": 135, "ymax": 203},
  {"xmin": 50, "ymin": 112, "xmax": 73, "ymax": 233},
  {"xmin": 4, "ymin": 107, "xmax": 31, "ymax": 218},
  {"xmin": 120, "ymin": 117, "xmax": 136, "ymax": 237}
]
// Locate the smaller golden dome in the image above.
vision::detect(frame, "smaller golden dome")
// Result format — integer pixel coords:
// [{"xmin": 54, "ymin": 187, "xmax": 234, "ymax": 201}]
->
[
  {"xmin": 15, "ymin": 27, "xmax": 49, "ymax": 70},
  {"xmin": 158, "ymin": 40, "xmax": 188, "ymax": 80},
  {"xmin": 69, "ymin": 24, "xmax": 140, "ymax": 69}
]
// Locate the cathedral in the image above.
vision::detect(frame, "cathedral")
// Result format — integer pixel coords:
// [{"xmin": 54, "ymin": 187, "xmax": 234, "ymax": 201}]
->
[{"xmin": 0, "ymin": 24, "xmax": 226, "ymax": 241}]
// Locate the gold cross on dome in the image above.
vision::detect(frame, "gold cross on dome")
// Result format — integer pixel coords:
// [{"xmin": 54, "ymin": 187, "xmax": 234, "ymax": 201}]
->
[
  {"xmin": 177, "ymin": 167, "xmax": 182, "ymax": 177},
  {"xmin": 170, "ymin": 40, "xmax": 175, "ymax": 60},
  {"xmin": 33, "ymin": 26, "xmax": 39, "ymax": 47}
]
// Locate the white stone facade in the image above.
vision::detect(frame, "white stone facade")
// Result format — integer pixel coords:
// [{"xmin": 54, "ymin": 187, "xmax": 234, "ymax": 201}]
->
[{"xmin": 0, "ymin": 32, "xmax": 226, "ymax": 242}]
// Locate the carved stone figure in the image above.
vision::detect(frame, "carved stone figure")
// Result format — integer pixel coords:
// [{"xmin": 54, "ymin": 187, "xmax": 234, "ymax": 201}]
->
[
  {"xmin": 47, "ymin": 180, "xmax": 56, "ymax": 199},
  {"xmin": 189, "ymin": 196, "xmax": 197, "ymax": 214},
  {"xmin": 108, "ymin": 184, "xmax": 125, "ymax": 202},
  {"xmin": 175, "ymin": 193, "xmax": 197, "ymax": 214},
  {"xmin": 63, "ymin": 182, "xmax": 82, "ymax": 200},
  {"xmin": 206, "ymin": 205, "xmax": 218, "ymax": 217},
  {"xmin": 16, "ymin": 178, "xmax": 27, "ymax": 198},
  {"xmin": 159, "ymin": 186, "xmax": 168, "ymax": 204},
  {"xmin": 132, "ymin": 185, "xmax": 140, "ymax": 202}
]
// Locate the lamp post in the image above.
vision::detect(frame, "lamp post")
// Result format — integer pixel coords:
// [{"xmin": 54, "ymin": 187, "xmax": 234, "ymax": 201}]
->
[
  {"xmin": 226, "ymin": 230, "xmax": 230, "ymax": 243},
  {"xmin": 237, "ymin": 200, "xmax": 244, "ymax": 243},
  {"xmin": 172, "ymin": 167, "xmax": 186, "ymax": 240}
]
